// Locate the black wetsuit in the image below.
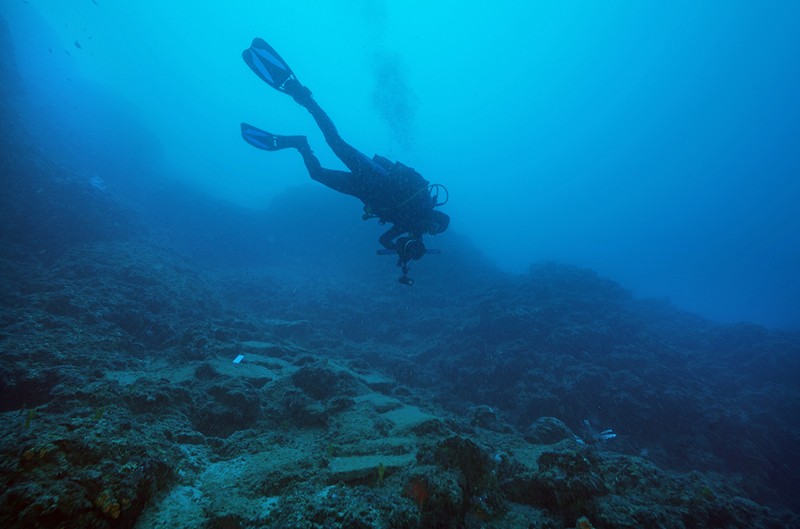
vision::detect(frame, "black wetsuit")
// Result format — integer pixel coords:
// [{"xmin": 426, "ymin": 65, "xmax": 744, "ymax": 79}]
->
[{"xmin": 292, "ymin": 93, "xmax": 436, "ymax": 250}]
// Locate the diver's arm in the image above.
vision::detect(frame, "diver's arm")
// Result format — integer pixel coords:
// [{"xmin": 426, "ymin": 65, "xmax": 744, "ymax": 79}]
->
[{"xmin": 379, "ymin": 224, "xmax": 405, "ymax": 250}]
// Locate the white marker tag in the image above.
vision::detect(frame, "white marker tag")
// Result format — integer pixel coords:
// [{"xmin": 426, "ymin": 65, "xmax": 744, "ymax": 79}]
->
[{"xmin": 233, "ymin": 354, "xmax": 245, "ymax": 364}]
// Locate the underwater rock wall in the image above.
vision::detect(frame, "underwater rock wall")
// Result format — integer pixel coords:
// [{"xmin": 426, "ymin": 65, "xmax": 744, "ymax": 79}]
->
[
  {"xmin": 1, "ymin": 18, "xmax": 141, "ymax": 263},
  {"xmin": 2, "ymin": 236, "xmax": 799, "ymax": 529}
]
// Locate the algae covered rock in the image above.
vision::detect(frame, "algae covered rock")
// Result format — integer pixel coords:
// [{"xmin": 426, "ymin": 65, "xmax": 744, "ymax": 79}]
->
[
  {"xmin": 189, "ymin": 380, "xmax": 261, "ymax": 438},
  {"xmin": 525, "ymin": 416, "xmax": 577, "ymax": 445}
]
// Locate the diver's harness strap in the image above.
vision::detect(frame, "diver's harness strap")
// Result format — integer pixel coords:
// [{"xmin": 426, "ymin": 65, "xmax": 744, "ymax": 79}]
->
[{"xmin": 361, "ymin": 183, "xmax": 449, "ymax": 222}]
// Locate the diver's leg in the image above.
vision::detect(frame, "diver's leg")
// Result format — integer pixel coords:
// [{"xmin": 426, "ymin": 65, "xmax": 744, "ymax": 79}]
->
[
  {"xmin": 285, "ymin": 80, "xmax": 387, "ymax": 179},
  {"xmin": 296, "ymin": 145, "xmax": 362, "ymax": 198}
]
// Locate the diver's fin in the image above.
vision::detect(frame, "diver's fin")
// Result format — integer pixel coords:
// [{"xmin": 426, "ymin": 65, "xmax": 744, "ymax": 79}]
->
[
  {"xmin": 242, "ymin": 38, "xmax": 296, "ymax": 92},
  {"xmin": 240, "ymin": 123, "xmax": 306, "ymax": 151}
]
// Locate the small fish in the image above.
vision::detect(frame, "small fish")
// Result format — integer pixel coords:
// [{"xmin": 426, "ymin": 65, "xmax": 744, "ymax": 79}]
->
[
  {"xmin": 74, "ymin": 40, "xmax": 82, "ymax": 49},
  {"xmin": 595, "ymin": 429, "xmax": 617, "ymax": 441},
  {"xmin": 91, "ymin": 0, "xmax": 100, "ymax": 5}
]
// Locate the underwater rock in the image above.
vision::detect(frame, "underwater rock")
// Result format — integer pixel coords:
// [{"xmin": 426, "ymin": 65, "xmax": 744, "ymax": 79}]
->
[
  {"xmin": 525, "ymin": 416, "xmax": 577, "ymax": 445},
  {"xmin": 265, "ymin": 483, "xmax": 420, "ymax": 529},
  {"xmin": 271, "ymin": 387, "xmax": 329, "ymax": 429},
  {"xmin": 291, "ymin": 363, "xmax": 358, "ymax": 400},
  {"xmin": 266, "ymin": 318, "xmax": 312, "ymax": 339},
  {"xmin": 0, "ymin": 368, "xmax": 61, "ymax": 412},
  {"xmin": 327, "ymin": 453, "xmax": 416, "ymax": 485},
  {"xmin": 190, "ymin": 382, "xmax": 261, "ymax": 438},
  {"xmin": 430, "ymin": 436, "xmax": 508, "ymax": 523},
  {"xmin": 127, "ymin": 378, "xmax": 192, "ymax": 414},
  {"xmin": 468, "ymin": 404, "xmax": 512, "ymax": 433},
  {"xmin": 401, "ymin": 470, "xmax": 464, "ymax": 528},
  {"xmin": 1, "ymin": 430, "xmax": 173, "ymax": 529}
]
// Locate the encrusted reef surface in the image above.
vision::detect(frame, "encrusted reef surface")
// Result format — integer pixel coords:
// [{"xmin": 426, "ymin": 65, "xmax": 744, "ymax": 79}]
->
[
  {"xmin": 2, "ymin": 17, "xmax": 800, "ymax": 529},
  {"xmin": 1, "ymin": 235, "xmax": 799, "ymax": 529}
]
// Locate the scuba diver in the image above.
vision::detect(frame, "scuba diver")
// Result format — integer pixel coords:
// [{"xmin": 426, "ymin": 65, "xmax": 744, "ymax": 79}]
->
[{"xmin": 240, "ymin": 38, "xmax": 449, "ymax": 286}]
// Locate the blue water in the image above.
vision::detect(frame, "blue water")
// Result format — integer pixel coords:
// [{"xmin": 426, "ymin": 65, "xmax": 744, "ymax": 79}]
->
[{"xmin": 3, "ymin": 1, "xmax": 799, "ymax": 328}]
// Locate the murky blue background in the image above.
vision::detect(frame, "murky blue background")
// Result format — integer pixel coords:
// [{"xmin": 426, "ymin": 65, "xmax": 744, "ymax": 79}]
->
[{"xmin": 4, "ymin": 1, "xmax": 799, "ymax": 328}]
